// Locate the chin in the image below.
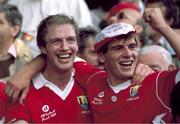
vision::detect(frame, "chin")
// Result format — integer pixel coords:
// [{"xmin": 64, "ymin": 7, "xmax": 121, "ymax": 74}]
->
[
  {"xmin": 57, "ymin": 63, "xmax": 73, "ymax": 70},
  {"xmin": 121, "ymin": 71, "xmax": 134, "ymax": 78}
]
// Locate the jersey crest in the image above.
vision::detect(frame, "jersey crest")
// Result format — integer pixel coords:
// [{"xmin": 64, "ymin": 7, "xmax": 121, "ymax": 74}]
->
[
  {"xmin": 77, "ymin": 95, "xmax": 89, "ymax": 110},
  {"xmin": 130, "ymin": 85, "xmax": 141, "ymax": 97}
]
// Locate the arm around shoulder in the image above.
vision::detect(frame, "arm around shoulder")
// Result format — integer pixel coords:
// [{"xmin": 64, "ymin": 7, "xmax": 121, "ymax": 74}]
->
[{"xmin": 6, "ymin": 54, "xmax": 46, "ymax": 103}]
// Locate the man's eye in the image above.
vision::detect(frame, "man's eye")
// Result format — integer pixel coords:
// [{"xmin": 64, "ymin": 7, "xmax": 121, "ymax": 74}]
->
[
  {"xmin": 129, "ymin": 44, "xmax": 137, "ymax": 49},
  {"xmin": 111, "ymin": 46, "xmax": 123, "ymax": 51},
  {"xmin": 49, "ymin": 40, "xmax": 60, "ymax": 45},
  {"xmin": 117, "ymin": 13, "xmax": 124, "ymax": 19},
  {"xmin": 67, "ymin": 38, "xmax": 76, "ymax": 43}
]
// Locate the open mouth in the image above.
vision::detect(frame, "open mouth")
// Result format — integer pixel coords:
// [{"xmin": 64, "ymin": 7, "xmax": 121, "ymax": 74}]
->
[
  {"xmin": 57, "ymin": 53, "xmax": 71, "ymax": 59},
  {"xmin": 119, "ymin": 61, "xmax": 133, "ymax": 67}
]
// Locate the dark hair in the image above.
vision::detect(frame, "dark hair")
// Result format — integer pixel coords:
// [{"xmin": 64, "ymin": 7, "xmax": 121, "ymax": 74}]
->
[
  {"xmin": 78, "ymin": 26, "xmax": 97, "ymax": 53},
  {"xmin": 37, "ymin": 14, "xmax": 79, "ymax": 48},
  {"xmin": 0, "ymin": 4, "xmax": 22, "ymax": 37},
  {"xmin": 170, "ymin": 82, "xmax": 180, "ymax": 122},
  {"xmin": 98, "ymin": 42, "xmax": 109, "ymax": 54}
]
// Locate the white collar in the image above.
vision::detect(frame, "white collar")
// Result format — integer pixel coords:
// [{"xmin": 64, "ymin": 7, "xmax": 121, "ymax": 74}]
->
[
  {"xmin": 108, "ymin": 79, "xmax": 131, "ymax": 94},
  {"xmin": 8, "ymin": 44, "xmax": 17, "ymax": 58},
  {"xmin": 33, "ymin": 70, "xmax": 75, "ymax": 100}
]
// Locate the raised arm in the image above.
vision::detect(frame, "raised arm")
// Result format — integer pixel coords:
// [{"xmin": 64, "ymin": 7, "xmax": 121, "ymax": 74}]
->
[
  {"xmin": 143, "ymin": 8, "xmax": 180, "ymax": 59},
  {"xmin": 5, "ymin": 54, "xmax": 46, "ymax": 104}
]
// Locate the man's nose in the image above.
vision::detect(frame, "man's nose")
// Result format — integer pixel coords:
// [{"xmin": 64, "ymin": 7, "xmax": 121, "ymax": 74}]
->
[
  {"xmin": 123, "ymin": 47, "xmax": 132, "ymax": 57},
  {"xmin": 59, "ymin": 40, "xmax": 69, "ymax": 51}
]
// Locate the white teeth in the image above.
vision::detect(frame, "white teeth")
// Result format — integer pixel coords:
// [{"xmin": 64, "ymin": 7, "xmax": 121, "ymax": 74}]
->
[
  {"xmin": 120, "ymin": 61, "xmax": 132, "ymax": 65},
  {"xmin": 57, "ymin": 54, "xmax": 70, "ymax": 59}
]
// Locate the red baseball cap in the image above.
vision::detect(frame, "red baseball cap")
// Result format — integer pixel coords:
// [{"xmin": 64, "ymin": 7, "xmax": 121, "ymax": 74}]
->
[{"xmin": 108, "ymin": 2, "xmax": 140, "ymax": 19}]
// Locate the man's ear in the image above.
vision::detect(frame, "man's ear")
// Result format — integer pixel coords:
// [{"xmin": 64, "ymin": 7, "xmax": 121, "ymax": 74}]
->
[
  {"xmin": 168, "ymin": 64, "xmax": 176, "ymax": 71},
  {"xmin": 40, "ymin": 46, "xmax": 47, "ymax": 55},
  {"xmin": 11, "ymin": 25, "xmax": 20, "ymax": 37},
  {"xmin": 97, "ymin": 52, "xmax": 105, "ymax": 64},
  {"xmin": 134, "ymin": 24, "xmax": 143, "ymax": 34}
]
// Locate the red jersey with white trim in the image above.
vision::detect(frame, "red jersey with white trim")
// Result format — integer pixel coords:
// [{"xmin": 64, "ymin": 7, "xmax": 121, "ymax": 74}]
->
[
  {"xmin": 74, "ymin": 61, "xmax": 180, "ymax": 123},
  {"xmin": 0, "ymin": 82, "xmax": 8, "ymax": 121},
  {"xmin": 5, "ymin": 74, "xmax": 92, "ymax": 123}
]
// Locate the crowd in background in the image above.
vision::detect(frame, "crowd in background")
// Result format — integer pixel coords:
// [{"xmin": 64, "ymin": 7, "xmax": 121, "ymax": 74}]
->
[
  {"xmin": 0, "ymin": 0, "xmax": 180, "ymax": 68},
  {"xmin": 0, "ymin": 0, "xmax": 180, "ymax": 123}
]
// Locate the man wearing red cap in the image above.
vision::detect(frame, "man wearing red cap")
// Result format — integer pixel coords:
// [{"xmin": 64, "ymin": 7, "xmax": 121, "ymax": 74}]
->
[
  {"xmin": 5, "ymin": 8, "xmax": 180, "ymax": 123},
  {"xmin": 107, "ymin": 2, "xmax": 140, "ymax": 25}
]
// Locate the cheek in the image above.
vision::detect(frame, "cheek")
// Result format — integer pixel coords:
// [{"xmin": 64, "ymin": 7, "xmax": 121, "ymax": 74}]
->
[
  {"xmin": 71, "ymin": 44, "xmax": 78, "ymax": 53},
  {"xmin": 41, "ymin": 46, "xmax": 57, "ymax": 56},
  {"xmin": 133, "ymin": 51, "xmax": 138, "ymax": 59}
]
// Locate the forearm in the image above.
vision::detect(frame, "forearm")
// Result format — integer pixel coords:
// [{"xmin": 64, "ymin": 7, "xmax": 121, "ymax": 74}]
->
[
  {"xmin": 158, "ymin": 24, "xmax": 180, "ymax": 59},
  {"xmin": 23, "ymin": 54, "xmax": 46, "ymax": 78},
  {"xmin": 11, "ymin": 54, "xmax": 46, "ymax": 82},
  {"xmin": 143, "ymin": 8, "xmax": 180, "ymax": 60},
  {"xmin": 11, "ymin": 120, "xmax": 28, "ymax": 124}
]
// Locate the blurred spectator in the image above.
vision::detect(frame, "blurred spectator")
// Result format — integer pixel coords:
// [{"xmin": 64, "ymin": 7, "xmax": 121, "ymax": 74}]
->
[
  {"xmin": 138, "ymin": 45, "xmax": 175, "ymax": 71},
  {"xmin": 65, "ymin": 0, "xmax": 93, "ymax": 28},
  {"xmin": 78, "ymin": 26, "xmax": 99, "ymax": 67},
  {"xmin": 8, "ymin": 0, "xmax": 93, "ymax": 57},
  {"xmin": 0, "ymin": 0, "xmax": 7, "ymax": 4},
  {"xmin": 120, "ymin": 0, "xmax": 145, "ymax": 14},
  {"xmin": 143, "ymin": 0, "xmax": 180, "ymax": 67},
  {"xmin": 8, "ymin": 0, "xmax": 70, "ymax": 57},
  {"xmin": 107, "ymin": 2, "xmax": 141, "ymax": 25},
  {"xmin": 0, "ymin": 4, "xmax": 32, "ymax": 81},
  {"xmin": 85, "ymin": 0, "xmax": 119, "ymax": 29},
  {"xmin": 144, "ymin": 0, "xmax": 169, "ymax": 44}
]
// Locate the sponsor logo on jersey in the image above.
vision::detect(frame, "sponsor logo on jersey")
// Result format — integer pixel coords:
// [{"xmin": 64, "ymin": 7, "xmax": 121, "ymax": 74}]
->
[
  {"xmin": 77, "ymin": 95, "xmax": 89, "ymax": 110},
  {"xmin": 42, "ymin": 105, "xmax": 49, "ymax": 112},
  {"xmin": 40, "ymin": 105, "xmax": 56, "ymax": 122},
  {"xmin": 98, "ymin": 91, "xmax": 104, "ymax": 98},
  {"xmin": 91, "ymin": 97, "xmax": 103, "ymax": 105},
  {"xmin": 91, "ymin": 91, "xmax": 105, "ymax": 105}
]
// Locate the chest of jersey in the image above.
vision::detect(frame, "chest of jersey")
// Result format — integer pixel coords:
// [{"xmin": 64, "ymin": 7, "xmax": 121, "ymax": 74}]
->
[
  {"xmin": 87, "ymin": 72, "xmax": 173, "ymax": 123},
  {"xmin": 24, "ymin": 83, "xmax": 92, "ymax": 123}
]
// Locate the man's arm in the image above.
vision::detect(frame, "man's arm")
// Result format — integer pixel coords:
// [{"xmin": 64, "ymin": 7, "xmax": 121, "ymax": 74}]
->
[
  {"xmin": 5, "ymin": 54, "xmax": 46, "ymax": 104},
  {"xmin": 8, "ymin": 120, "xmax": 28, "ymax": 124},
  {"xmin": 143, "ymin": 8, "xmax": 180, "ymax": 59}
]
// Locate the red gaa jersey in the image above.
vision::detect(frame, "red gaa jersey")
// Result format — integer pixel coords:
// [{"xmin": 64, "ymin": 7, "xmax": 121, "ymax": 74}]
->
[
  {"xmin": 74, "ymin": 61, "xmax": 180, "ymax": 123},
  {"xmin": 0, "ymin": 82, "xmax": 8, "ymax": 122},
  {"xmin": 5, "ymin": 73, "xmax": 92, "ymax": 123}
]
